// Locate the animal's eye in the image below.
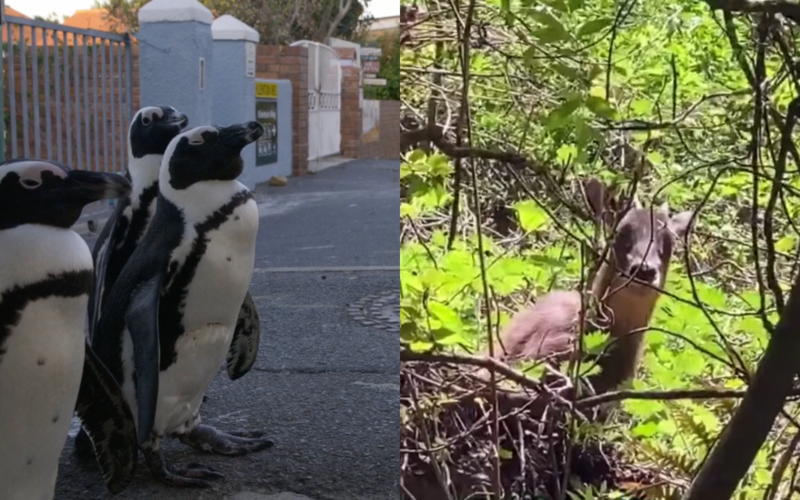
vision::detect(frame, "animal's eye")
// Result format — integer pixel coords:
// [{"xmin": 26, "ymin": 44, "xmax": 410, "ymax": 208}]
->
[
  {"xmin": 189, "ymin": 137, "xmax": 204, "ymax": 145},
  {"xmin": 142, "ymin": 115, "xmax": 152, "ymax": 126},
  {"xmin": 20, "ymin": 178, "xmax": 41, "ymax": 189}
]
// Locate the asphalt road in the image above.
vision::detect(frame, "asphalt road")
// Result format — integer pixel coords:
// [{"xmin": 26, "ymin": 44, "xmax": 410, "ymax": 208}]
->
[{"xmin": 54, "ymin": 159, "xmax": 401, "ymax": 500}]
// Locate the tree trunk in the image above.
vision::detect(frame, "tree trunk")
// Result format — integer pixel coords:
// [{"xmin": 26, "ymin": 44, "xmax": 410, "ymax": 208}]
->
[{"xmin": 682, "ymin": 270, "xmax": 800, "ymax": 499}]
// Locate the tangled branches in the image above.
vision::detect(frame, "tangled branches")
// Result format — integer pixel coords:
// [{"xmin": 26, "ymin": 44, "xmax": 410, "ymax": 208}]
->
[{"xmin": 399, "ymin": 360, "xmax": 686, "ymax": 499}]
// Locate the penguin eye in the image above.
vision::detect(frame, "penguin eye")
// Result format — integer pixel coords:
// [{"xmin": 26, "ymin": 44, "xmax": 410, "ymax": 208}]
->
[
  {"xmin": 141, "ymin": 115, "xmax": 152, "ymax": 126},
  {"xmin": 20, "ymin": 178, "xmax": 41, "ymax": 189},
  {"xmin": 188, "ymin": 137, "xmax": 205, "ymax": 146}
]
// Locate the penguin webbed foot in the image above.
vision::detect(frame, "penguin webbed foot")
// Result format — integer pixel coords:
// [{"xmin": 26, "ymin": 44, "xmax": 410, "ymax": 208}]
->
[
  {"xmin": 142, "ymin": 435, "xmax": 225, "ymax": 488},
  {"xmin": 178, "ymin": 424, "xmax": 274, "ymax": 456}
]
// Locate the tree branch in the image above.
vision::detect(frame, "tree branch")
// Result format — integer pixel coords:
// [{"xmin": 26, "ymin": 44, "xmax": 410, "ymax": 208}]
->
[{"xmin": 704, "ymin": 0, "xmax": 800, "ymax": 24}]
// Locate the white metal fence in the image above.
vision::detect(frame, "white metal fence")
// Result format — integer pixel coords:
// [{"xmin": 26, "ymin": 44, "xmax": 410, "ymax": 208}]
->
[{"xmin": 3, "ymin": 16, "xmax": 134, "ymax": 222}]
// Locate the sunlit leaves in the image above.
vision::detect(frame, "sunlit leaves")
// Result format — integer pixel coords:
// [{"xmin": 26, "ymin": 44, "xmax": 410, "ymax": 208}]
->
[
  {"xmin": 529, "ymin": 9, "xmax": 572, "ymax": 43},
  {"xmin": 585, "ymin": 95, "xmax": 619, "ymax": 120},
  {"xmin": 577, "ymin": 18, "xmax": 613, "ymax": 38},
  {"xmin": 545, "ymin": 95, "xmax": 583, "ymax": 130},
  {"xmin": 513, "ymin": 200, "xmax": 550, "ymax": 232}
]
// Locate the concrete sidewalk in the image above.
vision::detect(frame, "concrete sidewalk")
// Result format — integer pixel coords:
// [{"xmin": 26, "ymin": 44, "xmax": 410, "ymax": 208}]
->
[{"xmin": 54, "ymin": 159, "xmax": 400, "ymax": 500}]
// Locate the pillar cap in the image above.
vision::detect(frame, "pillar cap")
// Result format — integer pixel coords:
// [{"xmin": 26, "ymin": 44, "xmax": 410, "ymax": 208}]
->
[
  {"xmin": 211, "ymin": 15, "xmax": 260, "ymax": 43},
  {"xmin": 139, "ymin": 0, "xmax": 213, "ymax": 25}
]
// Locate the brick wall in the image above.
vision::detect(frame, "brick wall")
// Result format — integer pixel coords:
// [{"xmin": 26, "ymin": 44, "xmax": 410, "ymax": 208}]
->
[
  {"xmin": 256, "ymin": 45, "xmax": 309, "ymax": 176},
  {"xmin": 359, "ymin": 100, "xmax": 399, "ymax": 159},
  {"xmin": 340, "ymin": 66, "xmax": 361, "ymax": 158},
  {"xmin": 339, "ymin": 65, "xmax": 399, "ymax": 160}
]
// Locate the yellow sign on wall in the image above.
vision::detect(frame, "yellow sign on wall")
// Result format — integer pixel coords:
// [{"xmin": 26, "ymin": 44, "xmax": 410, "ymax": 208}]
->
[{"xmin": 255, "ymin": 82, "xmax": 278, "ymax": 99}]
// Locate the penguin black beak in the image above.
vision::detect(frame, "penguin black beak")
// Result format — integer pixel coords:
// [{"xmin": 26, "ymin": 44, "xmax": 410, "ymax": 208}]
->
[
  {"xmin": 162, "ymin": 112, "xmax": 189, "ymax": 130},
  {"xmin": 218, "ymin": 121, "xmax": 265, "ymax": 151},
  {"xmin": 63, "ymin": 170, "xmax": 132, "ymax": 203}
]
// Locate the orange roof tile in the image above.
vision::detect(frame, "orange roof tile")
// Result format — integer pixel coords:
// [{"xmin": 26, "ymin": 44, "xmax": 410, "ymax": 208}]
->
[
  {"xmin": 5, "ymin": 5, "xmax": 31, "ymax": 19},
  {"xmin": 63, "ymin": 8, "xmax": 122, "ymax": 32}
]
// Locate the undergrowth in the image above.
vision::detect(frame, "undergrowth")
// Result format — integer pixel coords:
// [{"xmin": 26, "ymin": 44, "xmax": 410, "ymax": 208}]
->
[{"xmin": 399, "ymin": 0, "xmax": 800, "ymax": 498}]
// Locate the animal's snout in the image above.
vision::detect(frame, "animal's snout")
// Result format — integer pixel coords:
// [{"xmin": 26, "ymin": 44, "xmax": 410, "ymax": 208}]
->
[{"xmin": 630, "ymin": 263, "xmax": 658, "ymax": 284}]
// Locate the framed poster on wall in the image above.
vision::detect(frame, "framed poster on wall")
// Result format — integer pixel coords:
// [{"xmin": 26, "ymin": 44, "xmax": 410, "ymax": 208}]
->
[{"xmin": 255, "ymin": 82, "xmax": 278, "ymax": 166}]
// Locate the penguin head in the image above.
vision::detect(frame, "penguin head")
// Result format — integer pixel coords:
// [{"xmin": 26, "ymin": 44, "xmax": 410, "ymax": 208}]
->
[
  {"xmin": 129, "ymin": 106, "xmax": 189, "ymax": 159},
  {"xmin": 162, "ymin": 122, "xmax": 265, "ymax": 190},
  {"xmin": 0, "ymin": 159, "xmax": 132, "ymax": 230}
]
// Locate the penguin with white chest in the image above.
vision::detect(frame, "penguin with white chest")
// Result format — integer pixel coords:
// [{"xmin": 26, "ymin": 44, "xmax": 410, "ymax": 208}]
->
[
  {"xmin": 91, "ymin": 122, "xmax": 273, "ymax": 487},
  {"xmin": 79, "ymin": 106, "xmax": 264, "ymax": 460},
  {"xmin": 88, "ymin": 105, "xmax": 188, "ymax": 342},
  {"xmin": 76, "ymin": 105, "xmax": 187, "ymax": 459},
  {"xmin": 0, "ymin": 160, "xmax": 139, "ymax": 499}
]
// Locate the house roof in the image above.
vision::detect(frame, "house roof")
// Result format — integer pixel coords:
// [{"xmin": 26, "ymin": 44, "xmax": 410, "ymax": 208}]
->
[
  {"xmin": 63, "ymin": 8, "xmax": 120, "ymax": 32},
  {"xmin": 5, "ymin": 5, "xmax": 31, "ymax": 19}
]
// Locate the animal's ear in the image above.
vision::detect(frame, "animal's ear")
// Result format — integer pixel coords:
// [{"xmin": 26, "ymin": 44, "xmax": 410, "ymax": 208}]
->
[
  {"xmin": 670, "ymin": 210, "xmax": 695, "ymax": 239},
  {"xmin": 582, "ymin": 178, "xmax": 615, "ymax": 227}
]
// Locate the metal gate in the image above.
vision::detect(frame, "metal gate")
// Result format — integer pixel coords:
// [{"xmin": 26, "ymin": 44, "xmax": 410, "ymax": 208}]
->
[
  {"xmin": 3, "ymin": 15, "xmax": 134, "ymax": 222},
  {"xmin": 290, "ymin": 40, "xmax": 342, "ymax": 161}
]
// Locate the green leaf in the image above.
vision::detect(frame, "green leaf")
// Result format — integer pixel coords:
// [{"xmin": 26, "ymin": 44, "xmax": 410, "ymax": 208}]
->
[
  {"xmin": 531, "ymin": 26, "xmax": 570, "ymax": 43},
  {"xmin": 576, "ymin": 18, "xmax": 613, "ymax": 38},
  {"xmin": 406, "ymin": 149, "xmax": 427, "ymax": 163},
  {"xmin": 544, "ymin": 96, "xmax": 582, "ymax": 130},
  {"xmin": 623, "ymin": 399, "xmax": 661, "ymax": 418},
  {"xmin": 632, "ymin": 421, "xmax": 658, "ymax": 437},
  {"xmin": 776, "ymin": 235, "xmax": 796, "ymax": 253},
  {"xmin": 567, "ymin": 0, "xmax": 584, "ymax": 9},
  {"xmin": 631, "ymin": 98, "xmax": 651, "ymax": 115},
  {"xmin": 647, "ymin": 151, "xmax": 664, "ymax": 166},
  {"xmin": 400, "ymin": 322, "xmax": 417, "ymax": 341},
  {"xmin": 513, "ymin": 200, "xmax": 550, "ymax": 232},
  {"xmin": 400, "ymin": 202, "xmax": 419, "ymax": 218},
  {"xmin": 553, "ymin": 62, "xmax": 581, "ymax": 80},
  {"xmin": 498, "ymin": 447, "xmax": 514, "ymax": 460},
  {"xmin": 544, "ymin": 0, "xmax": 569, "ymax": 12},
  {"xmin": 585, "ymin": 95, "xmax": 618, "ymax": 120},
  {"xmin": 556, "ymin": 144, "xmax": 578, "ymax": 164},
  {"xmin": 428, "ymin": 302, "xmax": 464, "ymax": 332},
  {"xmin": 409, "ymin": 340, "xmax": 433, "ymax": 352},
  {"xmin": 530, "ymin": 9, "xmax": 568, "ymax": 33},
  {"xmin": 581, "ymin": 332, "xmax": 606, "ymax": 355},
  {"xmin": 426, "ymin": 154, "xmax": 453, "ymax": 177},
  {"xmin": 432, "ymin": 327, "xmax": 465, "ymax": 345},
  {"xmin": 522, "ymin": 46, "xmax": 539, "ymax": 69}
]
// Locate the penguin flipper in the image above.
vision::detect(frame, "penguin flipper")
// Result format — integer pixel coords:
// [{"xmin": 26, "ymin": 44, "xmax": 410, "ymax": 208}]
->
[
  {"xmin": 75, "ymin": 340, "xmax": 138, "ymax": 494},
  {"xmin": 89, "ymin": 195, "xmax": 130, "ymax": 341},
  {"xmin": 226, "ymin": 290, "xmax": 261, "ymax": 380},
  {"xmin": 125, "ymin": 274, "xmax": 163, "ymax": 445}
]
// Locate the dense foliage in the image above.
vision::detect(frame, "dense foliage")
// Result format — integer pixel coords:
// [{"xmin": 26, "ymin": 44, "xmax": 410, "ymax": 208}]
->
[
  {"xmin": 92, "ymin": 0, "xmax": 371, "ymax": 44},
  {"xmin": 365, "ymin": 33, "xmax": 401, "ymax": 100},
  {"xmin": 400, "ymin": 0, "xmax": 800, "ymax": 498}
]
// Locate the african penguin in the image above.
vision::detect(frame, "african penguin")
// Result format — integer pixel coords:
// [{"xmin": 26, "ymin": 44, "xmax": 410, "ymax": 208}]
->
[
  {"xmin": 91, "ymin": 122, "xmax": 272, "ymax": 487},
  {"xmin": 0, "ymin": 160, "xmax": 138, "ymax": 499},
  {"xmin": 88, "ymin": 105, "xmax": 188, "ymax": 342},
  {"xmin": 78, "ymin": 105, "xmax": 263, "ymax": 460},
  {"xmin": 76, "ymin": 106, "xmax": 188, "ymax": 459}
]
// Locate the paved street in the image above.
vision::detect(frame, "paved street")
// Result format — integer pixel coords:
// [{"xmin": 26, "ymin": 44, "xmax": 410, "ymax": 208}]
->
[{"xmin": 54, "ymin": 159, "xmax": 400, "ymax": 500}]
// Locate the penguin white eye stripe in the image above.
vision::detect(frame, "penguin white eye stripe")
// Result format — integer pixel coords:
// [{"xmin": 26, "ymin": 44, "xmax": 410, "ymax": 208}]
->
[
  {"xmin": 185, "ymin": 126, "xmax": 216, "ymax": 145},
  {"xmin": 140, "ymin": 107, "xmax": 163, "ymax": 125},
  {"xmin": 1, "ymin": 161, "xmax": 67, "ymax": 182}
]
